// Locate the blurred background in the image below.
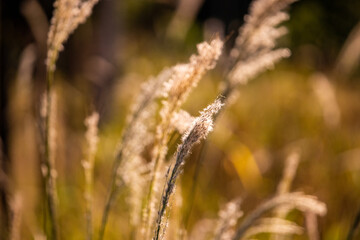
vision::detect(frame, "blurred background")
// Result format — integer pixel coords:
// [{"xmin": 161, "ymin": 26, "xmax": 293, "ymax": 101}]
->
[{"xmin": 1, "ymin": 0, "xmax": 360, "ymax": 239}]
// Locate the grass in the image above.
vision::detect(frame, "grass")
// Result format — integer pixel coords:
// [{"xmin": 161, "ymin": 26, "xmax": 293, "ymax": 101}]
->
[{"xmin": 3, "ymin": 0, "xmax": 360, "ymax": 239}]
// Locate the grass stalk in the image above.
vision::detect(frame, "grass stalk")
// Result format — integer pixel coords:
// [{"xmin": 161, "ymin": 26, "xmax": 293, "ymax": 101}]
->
[
  {"xmin": 142, "ymin": 102, "xmax": 180, "ymax": 239},
  {"xmin": 143, "ymin": 127, "xmax": 171, "ymax": 239},
  {"xmin": 98, "ymin": 149, "xmax": 124, "ymax": 240},
  {"xmin": 98, "ymin": 95, "xmax": 153, "ymax": 240},
  {"xmin": 98, "ymin": 176, "xmax": 123, "ymax": 240},
  {"xmin": 83, "ymin": 112, "xmax": 99, "ymax": 240},
  {"xmin": 153, "ymin": 99, "xmax": 223, "ymax": 240},
  {"xmin": 42, "ymin": 64, "xmax": 58, "ymax": 240},
  {"xmin": 182, "ymin": 85, "xmax": 231, "ymax": 228}
]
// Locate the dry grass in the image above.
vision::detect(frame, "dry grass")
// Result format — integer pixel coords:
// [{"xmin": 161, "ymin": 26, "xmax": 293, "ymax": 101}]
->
[{"xmin": 6, "ymin": 0, "xmax": 360, "ymax": 239}]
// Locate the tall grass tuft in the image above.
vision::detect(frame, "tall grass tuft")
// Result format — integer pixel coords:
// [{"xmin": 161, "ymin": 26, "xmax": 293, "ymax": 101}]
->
[
  {"xmin": 43, "ymin": 0, "xmax": 100, "ymax": 238},
  {"xmin": 185, "ymin": 0, "xmax": 296, "ymax": 228},
  {"xmin": 98, "ymin": 68, "xmax": 173, "ymax": 240},
  {"xmin": 98, "ymin": 37, "xmax": 223, "ymax": 240},
  {"xmin": 153, "ymin": 98, "xmax": 223, "ymax": 240},
  {"xmin": 142, "ymin": 37, "xmax": 223, "ymax": 240},
  {"xmin": 225, "ymin": 0, "xmax": 296, "ymax": 97},
  {"xmin": 19, "ymin": 0, "xmax": 332, "ymax": 239},
  {"xmin": 46, "ymin": 0, "xmax": 100, "ymax": 72}
]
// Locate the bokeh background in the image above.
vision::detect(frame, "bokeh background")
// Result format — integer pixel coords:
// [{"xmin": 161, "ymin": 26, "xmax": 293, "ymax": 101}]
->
[{"xmin": 1, "ymin": 0, "xmax": 360, "ymax": 239}]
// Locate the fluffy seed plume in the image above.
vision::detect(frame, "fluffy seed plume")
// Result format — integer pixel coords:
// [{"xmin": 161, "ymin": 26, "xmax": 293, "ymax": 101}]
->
[
  {"xmin": 157, "ymin": 36, "xmax": 223, "ymax": 143},
  {"xmin": 83, "ymin": 112, "xmax": 99, "ymax": 166},
  {"xmin": 228, "ymin": 49, "xmax": 290, "ymax": 85},
  {"xmin": 214, "ymin": 198, "xmax": 243, "ymax": 240},
  {"xmin": 120, "ymin": 70, "xmax": 172, "ymax": 160},
  {"xmin": 227, "ymin": 0, "xmax": 295, "ymax": 89},
  {"xmin": 170, "ymin": 110, "xmax": 195, "ymax": 134},
  {"xmin": 99, "ymin": 69, "xmax": 172, "ymax": 240},
  {"xmin": 82, "ymin": 111, "xmax": 99, "ymax": 240},
  {"xmin": 120, "ymin": 69, "xmax": 173, "ymax": 226},
  {"xmin": 189, "ymin": 219, "xmax": 216, "ymax": 240},
  {"xmin": 160, "ymin": 36, "xmax": 223, "ymax": 127},
  {"xmin": 180, "ymin": 98, "xmax": 223, "ymax": 144},
  {"xmin": 232, "ymin": 0, "xmax": 296, "ymax": 57},
  {"xmin": 183, "ymin": 3, "xmax": 295, "ymax": 221},
  {"xmin": 232, "ymin": 192, "xmax": 327, "ymax": 240},
  {"xmin": 153, "ymin": 98, "xmax": 223, "ymax": 240},
  {"xmin": 46, "ymin": 0, "xmax": 100, "ymax": 71},
  {"xmin": 143, "ymin": 37, "xmax": 223, "ymax": 240}
]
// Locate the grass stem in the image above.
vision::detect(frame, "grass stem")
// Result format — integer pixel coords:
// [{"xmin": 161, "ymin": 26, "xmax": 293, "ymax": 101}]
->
[{"xmin": 42, "ymin": 66, "xmax": 58, "ymax": 240}]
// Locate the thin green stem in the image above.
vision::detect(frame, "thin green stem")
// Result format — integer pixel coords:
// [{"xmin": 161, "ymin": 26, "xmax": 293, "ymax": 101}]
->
[
  {"xmin": 98, "ymin": 86, "xmax": 157, "ymax": 240},
  {"xmin": 142, "ymin": 110, "xmax": 175, "ymax": 239},
  {"xmin": 85, "ymin": 167, "xmax": 93, "ymax": 240},
  {"xmin": 142, "ymin": 144, "xmax": 165, "ymax": 239},
  {"xmin": 43, "ymin": 67, "xmax": 58, "ymax": 240},
  {"xmin": 98, "ymin": 154, "xmax": 123, "ymax": 240},
  {"xmin": 182, "ymin": 140, "xmax": 208, "ymax": 229}
]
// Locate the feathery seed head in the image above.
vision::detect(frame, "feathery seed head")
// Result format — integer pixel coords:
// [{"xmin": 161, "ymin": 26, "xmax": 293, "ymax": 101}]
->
[
  {"xmin": 170, "ymin": 110, "xmax": 195, "ymax": 134},
  {"xmin": 165, "ymin": 37, "xmax": 223, "ymax": 110},
  {"xmin": 227, "ymin": 0, "xmax": 295, "ymax": 88},
  {"xmin": 181, "ymin": 98, "xmax": 224, "ymax": 143},
  {"xmin": 153, "ymin": 98, "xmax": 223, "ymax": 240},
  {"xmin": 214, "ymin": 198, "xmax": 243, "ymax": 240},
  {"xmin": 46, "ymin": 0, "xmax": 100, "ymax": 71},
  {"xmin": 229, "ymin": 48, "xmax": 290, "ymax": 85},
  {"xmin": 84, "ymin": 112, "xmax": 99, "ymax": 159}
]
